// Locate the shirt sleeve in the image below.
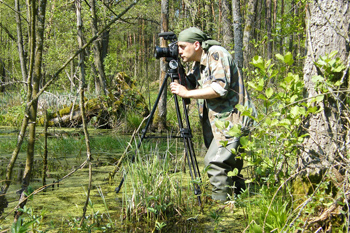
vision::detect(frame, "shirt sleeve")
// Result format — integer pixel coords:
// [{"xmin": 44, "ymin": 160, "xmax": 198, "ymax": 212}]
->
[{"xmin": 208, "ymin": 51, "xmax": 230, "ymax": 97}]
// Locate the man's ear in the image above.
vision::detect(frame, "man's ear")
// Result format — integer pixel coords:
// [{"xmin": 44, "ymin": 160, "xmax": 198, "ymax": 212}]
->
[{"xmin": 194, "ymin": 41, "xmax": 201, "ymax": 50}]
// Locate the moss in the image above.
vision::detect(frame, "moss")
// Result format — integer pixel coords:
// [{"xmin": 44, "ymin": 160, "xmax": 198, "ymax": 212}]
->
[{"xmin": 58, "ymin": 105, "xmax": 74, "ymax": 117}]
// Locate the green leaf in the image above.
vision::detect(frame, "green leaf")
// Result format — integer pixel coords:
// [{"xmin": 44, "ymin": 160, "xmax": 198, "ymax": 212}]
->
[
  {"xmin": 245, "ymin": 179, "xmax": 254, "ymax": 184},
  {"xmin": 215, "ymin": 120, "xmax": 226, "ymax": 130},
  {"xmin": 275, "ymin": 54, "xmax": 284, "ymax": 63},
  {"xmin": 307, "ymin": 106, "xmax": 318, "ymax": 113},
  {"xmin": 228, "ymin": 168, "xmax": 239, "ymax": 177},
  {"xmin": 230, "ymin": 147, "xmax": 237, "ymax": 155},
  {"xmin": 270, "ymin": 112, "xmax": 281, "ymax": 117},
  {"xmin": 290, "ymin": 106, "xmax": 300, "ymax": 117},
  {"xmin": 257, "ymin": 94, "xmax": 267, "ymax": 100},
  {"xmin": 284, "ymin": 52, "xmax": 294, "ymax": 65},
  {"xmin": 235, "ymin": 104, "xmax": 244, "ymax": 112},
  {"xmin": 220, "ymin": 140, "xmax": 228, "ymax": 147},
  {"xmin": 240, "ymin": 136, "xmax": 249, "ymax": 147},
  {"xmin": 316, "ymin": 95, "xmax": 324, "ymax": 102},
  {"xmin": 270, "ymin": 69, "xmax": 279, "ymax": 78},
  {"xmin": 333, "ymin": 64, "xmax": 346, "ymax": 72},
  {"xmin": 311, "ymin": 75, "xmax": 324, "ymax": 83},
  {"xmin": 247, "ymin": 81, "xmax": 258, "ymax": 90},
  {"xmin": 278, "ymin": 119, "xmax": 291, "ymax": 128},
  {"xmin": 257, "ymin": 78, "xmax": 265, "ymax": 91},
  {"xmin": 251, "ymin": 56, "xmax": 265, "ymax": 70},
  {"xmin": 227, "ymin": 125, "xmax": 242, "ymax": 137},
  {"xmin": 265, "ymin": 88, "xmax": 274, "ymax": 99},
  {"xmin": 329, "ymin": 50, "xmax": 338, "ymax": 58},
  {"xmin": 334, "ymin": 80, "xmax": 342, "ymax": 86}
]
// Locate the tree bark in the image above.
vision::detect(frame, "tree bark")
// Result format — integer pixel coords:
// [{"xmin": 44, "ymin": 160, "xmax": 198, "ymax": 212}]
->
[
  {"xmin": 221, "ymin": 0, "xmax": 233, "ymax": 50},
  {"xmin": 243, "ymin": 0, "xmax": 258, "ymax": 69},
  {"xmin": 15, "ymin": 0, "xmax": 28, "ymax": 87},
  {"xmin": 15, "ymin": 0, "xmax": 47, "ymax": 222},
  {"xmin": 90, "ymin": 0, "xmax": 107, "ymax": 95},
  {"xmin": 233, "ymin": 0, "xmax": 244, "ymax": 75},
  {"xmin": 279, "ymin": 0, "xmax": 284, "ymax": 55},
  {"xmin": 266, "ymin": 0, "xmax": 272, "ymax": 59},
  {"xmin": 289, "ymin": 0, "xmax": 295, "ymax": 52},
  {"xmin": 153, "ymin": 0, "xmax": 169, "ymax": 132},
  {"xmin": 300, "ymin": 0, "xmax": 350, "ymax": 175}
]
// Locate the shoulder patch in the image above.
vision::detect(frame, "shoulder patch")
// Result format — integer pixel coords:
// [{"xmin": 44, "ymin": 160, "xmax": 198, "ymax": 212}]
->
[{"xmin": 212, "ymin": 52, "xmax": 219, "ymax": 61}]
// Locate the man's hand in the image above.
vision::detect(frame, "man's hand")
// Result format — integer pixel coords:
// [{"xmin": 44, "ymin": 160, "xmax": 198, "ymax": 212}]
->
[{"xmin": 170, "ymin": 82, "xmax": 189, "ymax": 98}]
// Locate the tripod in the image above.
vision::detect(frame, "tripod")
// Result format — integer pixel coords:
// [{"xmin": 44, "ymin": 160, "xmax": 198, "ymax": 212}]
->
[{"xmin": 115, "ymin": 64, "xmax": 202, "ymax": 206}]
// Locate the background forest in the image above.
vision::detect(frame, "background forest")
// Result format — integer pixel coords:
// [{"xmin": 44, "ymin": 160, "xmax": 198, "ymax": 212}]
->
[{"xmin": 0, "ymin": 0, "xmax": 350, "ymax": 232}]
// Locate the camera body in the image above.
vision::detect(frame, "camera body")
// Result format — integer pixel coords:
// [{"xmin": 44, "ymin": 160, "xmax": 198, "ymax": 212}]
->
[{"xmin": 154, "ymin": 32, "xmax": 178, "ymax": 61}]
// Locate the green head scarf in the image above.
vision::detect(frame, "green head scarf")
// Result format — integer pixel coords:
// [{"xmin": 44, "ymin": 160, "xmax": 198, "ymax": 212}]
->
[{"xmin": 178, "ymin": 27, "xmax": 221, "ymax": 51}]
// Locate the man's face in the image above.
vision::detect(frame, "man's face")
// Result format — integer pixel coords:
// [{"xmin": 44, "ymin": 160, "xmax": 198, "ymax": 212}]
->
[{"xmin": 177, "ymin": 41, "xmax": 200, "ymax": 62}]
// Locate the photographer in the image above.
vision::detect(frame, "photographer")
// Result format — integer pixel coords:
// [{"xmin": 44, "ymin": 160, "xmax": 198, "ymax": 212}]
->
[{"xmin": 170, "ymin": 27, "xmax": 255, "ymax": 202}]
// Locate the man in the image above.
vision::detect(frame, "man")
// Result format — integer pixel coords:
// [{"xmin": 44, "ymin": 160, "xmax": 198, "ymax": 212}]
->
[{"xmin": 170, "ymin": 27, "xmax": 255, "ymax": 201}]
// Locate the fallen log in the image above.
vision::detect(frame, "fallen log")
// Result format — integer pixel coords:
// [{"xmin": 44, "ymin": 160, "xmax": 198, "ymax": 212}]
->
[{"xmin": 38, "ymin": 72, "xmax": 149, "ymax": 129}]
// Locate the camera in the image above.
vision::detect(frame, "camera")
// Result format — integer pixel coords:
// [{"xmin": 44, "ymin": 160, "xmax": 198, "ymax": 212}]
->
[{"xmin": 154, "ymin": 32, "xmax": 178, "ymax": 60}]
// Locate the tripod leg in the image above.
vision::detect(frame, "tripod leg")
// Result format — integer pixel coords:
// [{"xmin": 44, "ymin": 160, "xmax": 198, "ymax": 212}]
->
[
  {"xmin": 173, "ymin": 93, "xmax": 202, "ymax": 206},
  {"xmin": 115, "ymin": 74, "xmax": 170, "ymax": 193}
]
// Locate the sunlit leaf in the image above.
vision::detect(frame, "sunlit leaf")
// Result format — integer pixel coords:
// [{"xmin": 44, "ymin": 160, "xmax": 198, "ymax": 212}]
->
[
  {"xmin": 228, "ymin": 168, "xmax": 239, "ymax": 177},
  {"xmin": 265, "ymin": 88, "xmax": 274, "ymax": 99},
  {"xmin": 240, "ymin": 136, "xmax": 249, "ymax": 147},
  {"xmin": 284, "ymin": 52, "xmax": 294, "ymax": 65}
]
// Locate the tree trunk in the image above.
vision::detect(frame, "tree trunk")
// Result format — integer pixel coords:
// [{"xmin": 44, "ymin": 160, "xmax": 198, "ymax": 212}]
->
[
  {"xmin": 289, "ymin": 0, "xmax": 295, "ymax": 52},
  {"xmin": 266, "ymin": 0, "xmax": 272, "ymax": 59},
  {"xmin": 221, "ymin": 0, "xmax": 233, "ymax": 50},
  {"xmin": 300, "ymin": 0, "xmax": 350, "ymax": 175},
  {"xmin": 232, "ymin": 0, "xmax": 244, "ymax": 75},
  {"xmin": 204, "ymin": 1, "xmax": 213, "ymax": 34},
  {"xmin": 243, "ymin": 0, "xmax": 258, "ymax": 69},
  {"xmin": 279, "ymin": 0, "xmax": 284, "ymax": 55},
  {"xmin": 90, "ymin": 0, "xmax": 107, "ymax": 95},
  {"xmin": 15, "ymin": 0, "xmax": 47, "ymax": 222},
  {"xmin": 15, "ymin": 0, "xmax": 28, "ymax": 87},
  {"xmin": 153, "ymin": 0, "xmax": 168, "ymax": 132}
]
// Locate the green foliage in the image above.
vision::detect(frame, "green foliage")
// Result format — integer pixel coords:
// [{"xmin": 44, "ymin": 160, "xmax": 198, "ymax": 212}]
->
[
  {"xmin": 242, "ymin": 53, "xmax": 318, "ymax": 185},
  {"xmin": 11, "ymin": 206, "xmax": 44, "ymax": 233},
  {"xmin": 0, "ymin": 105, "xmax": 25, "ymax": 127},
  {"xmin": 125, "ymin": 111, "xmax": 144, "ymax": 131},
  {"xmin": 313, "ymin": 51, "xmax": 347, "ymax": 86}
]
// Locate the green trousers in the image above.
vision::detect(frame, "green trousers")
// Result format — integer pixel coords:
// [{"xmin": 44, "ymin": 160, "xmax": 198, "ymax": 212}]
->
[{"xmin": 204, "ymin": 138, "xmax": 243, "ymax": 201}]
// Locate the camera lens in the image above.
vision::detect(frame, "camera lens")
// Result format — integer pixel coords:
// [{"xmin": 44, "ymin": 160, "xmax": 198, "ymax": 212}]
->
[{"xmin": 154, "ymin": 46, "xmax": 170, "ymax": 59}]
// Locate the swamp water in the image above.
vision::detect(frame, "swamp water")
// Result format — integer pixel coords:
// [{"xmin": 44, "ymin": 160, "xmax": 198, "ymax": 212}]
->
[{"xmin": 0, "ymin": 127, "xmax": 246, "ymax": 232}]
